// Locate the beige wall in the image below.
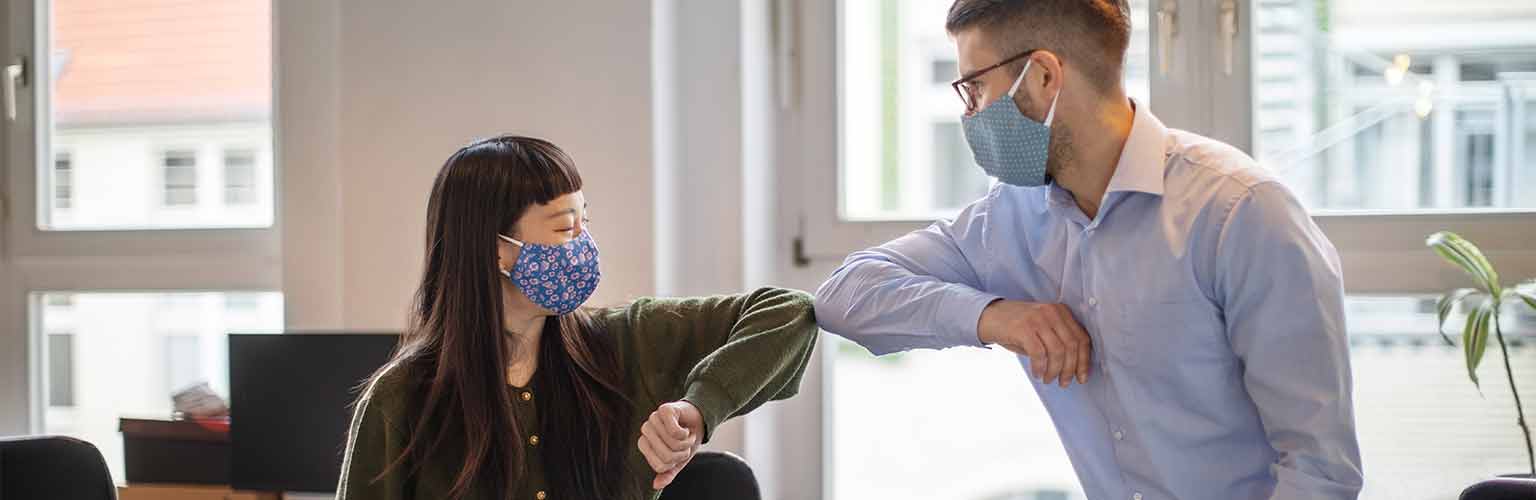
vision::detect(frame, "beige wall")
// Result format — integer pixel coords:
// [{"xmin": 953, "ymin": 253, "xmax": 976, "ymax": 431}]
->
[{"xmin": 279, "ymin": 0, "xmax": 655, "ymax": 331}]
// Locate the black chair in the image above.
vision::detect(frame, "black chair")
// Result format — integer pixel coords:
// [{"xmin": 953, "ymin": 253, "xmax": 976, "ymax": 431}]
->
[
  {"xmin": 0, "ymin": 435, "xmax": 117, "ymax": 500},
  {"xmin": 1460, "ymin": 476, "xmax": 1536, "ymax": 500},
  {"xmin": 658, "ymin": 451, "xmax": 761, "ymax": 500}
]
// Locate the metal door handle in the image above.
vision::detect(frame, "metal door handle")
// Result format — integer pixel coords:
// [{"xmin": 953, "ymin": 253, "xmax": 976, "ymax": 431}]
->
[
  {"xmin": 1220, "ymin": 0, "xmax": 1239, "ymax": 76},
  {"xmin": 4, "ymin": 57, "xmax": 26, "ymax": 121},
  {"xmin": 1157, "ymin": 0, "xmax": 1178, "ymax": 76}
]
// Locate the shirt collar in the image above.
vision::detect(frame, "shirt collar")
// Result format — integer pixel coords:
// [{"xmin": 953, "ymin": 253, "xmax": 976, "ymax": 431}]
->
[{"xmin": 1102, "ymin": 98, "xmax": 1168, "ymax": 197}]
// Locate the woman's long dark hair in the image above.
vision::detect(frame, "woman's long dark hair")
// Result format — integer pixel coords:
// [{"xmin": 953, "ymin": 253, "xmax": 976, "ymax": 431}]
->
[{"xmin": 368, "ymin": 135, "xmax": 631, "ymax": 499}]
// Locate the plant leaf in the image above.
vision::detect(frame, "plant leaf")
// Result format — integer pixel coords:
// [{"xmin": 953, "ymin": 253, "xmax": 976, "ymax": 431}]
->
[
  {"xmin": 1515, "ymin": 288, "xmax": 1536, "ymax": 313},
  {"xmin": 1436, "ymin": 288, "xmax": 1479, "ymax": 346},
  {"xmin": 1427, "ymin": 231, "xmax": 1501, "ymax": 296},
  {"xmin": 1462, "ymin": 299, "xmax": 1493, "ymax": 388}
]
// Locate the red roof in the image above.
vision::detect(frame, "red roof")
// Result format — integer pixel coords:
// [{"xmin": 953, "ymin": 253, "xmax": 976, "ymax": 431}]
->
[{"xmin": 53, "ymin": 0, "xmax": 271, "ymax": 126}]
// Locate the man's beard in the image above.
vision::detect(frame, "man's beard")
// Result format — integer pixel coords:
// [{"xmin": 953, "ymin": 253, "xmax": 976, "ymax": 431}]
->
[{"xmin": 1045, "ymin": 121, "xmax": 1075, "ymax": 180}]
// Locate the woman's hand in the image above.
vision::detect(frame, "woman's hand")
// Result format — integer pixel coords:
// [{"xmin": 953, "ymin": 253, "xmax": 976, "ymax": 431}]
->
[{"xmin": 638, "ymin": 400, "xmax": 703, "ymax": 489}]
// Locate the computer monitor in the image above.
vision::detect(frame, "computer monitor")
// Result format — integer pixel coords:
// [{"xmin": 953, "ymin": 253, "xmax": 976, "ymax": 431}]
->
[{"xmin": 229, "ymin": 333, "xmax": 399, "ymax": 493}]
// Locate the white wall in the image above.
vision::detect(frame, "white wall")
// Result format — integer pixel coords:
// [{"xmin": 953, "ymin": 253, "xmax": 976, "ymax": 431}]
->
[{"xmin": 279, "ymin": 0, "xmax": 655, "ymax": 331}]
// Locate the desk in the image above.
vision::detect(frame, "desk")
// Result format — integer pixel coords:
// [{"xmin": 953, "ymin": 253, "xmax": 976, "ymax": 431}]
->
[{"xmin": 118, "ymin": 484, "xmax": 278, "ymax": 500}]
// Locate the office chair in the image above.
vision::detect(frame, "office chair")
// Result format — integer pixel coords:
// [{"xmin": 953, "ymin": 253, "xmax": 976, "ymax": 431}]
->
[
  {"xmin": 0, "ymin": 435, "xmax": 117, "ymax": 500},
  {"xmin": 1460, "ymin": 476, "xmax": 1536, "ymax": 500},
  {"xmin": 658, "ymin": 451, "xmax": 761, "ymax": 500}
]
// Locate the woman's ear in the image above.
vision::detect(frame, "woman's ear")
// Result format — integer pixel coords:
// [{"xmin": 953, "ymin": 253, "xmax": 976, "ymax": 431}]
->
[{"xmin": 497, "ymin": 236, "xmax": 519, "ymax": 275}]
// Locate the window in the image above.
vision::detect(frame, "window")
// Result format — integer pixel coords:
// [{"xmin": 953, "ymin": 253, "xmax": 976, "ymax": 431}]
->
[
  {"xmin": 53, "ymin": 151, "xmax": 73, "ymax": 210},
  {"xmin": 1, "ymin": 0, "xmax": 279, "ymax": 465},
  {"xmin": 36, "ymin": 292, "xmax": 283, "ymax": 484},
  {"xmin": 223, "ymin": 149, "xmax": 258, "ymax": 206},
  {"xmin": 1343, "ymin": 296, "xmax": 1535, "ymax": 498},
  {"xmin": 31, "ymin": 0, "xmax": 275, "ymax": 230},
  {"xmin": 1252, "ymin": 0, "xmax": 1536, "ymax": 211},
  {"xmin": 161, "ymin": 150, "xmax": 199, "ymax": 207},
  {"xmin": 48, "ymin": 334, "xmax": 75, "ymax": 407}
]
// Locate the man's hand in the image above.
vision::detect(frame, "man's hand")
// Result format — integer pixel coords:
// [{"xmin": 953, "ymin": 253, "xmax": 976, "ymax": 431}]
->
[
  {"xmin": 638, "ymin": 400, "xmax": 703, "ymax": 490},
  {"xmin": 978, "ymin": 300, "xmax": 1092, "ymax": 387}
]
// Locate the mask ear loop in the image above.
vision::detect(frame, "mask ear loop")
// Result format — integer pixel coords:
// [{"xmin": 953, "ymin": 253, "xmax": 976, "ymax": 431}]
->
[
  {"xmin": 1006, "ymin": 59, "xmax": 1032, "ymax": 98},
  {"xmin": 1007, "ymin": 58, "xmax": 1063, "ymax": 128},
  {"xmin": 1044, "ymin": 86, "xmax": 1061, "ymax": 127},
  {"xmin": 497, "ymin": 234, "xmax": 523, "ymax": 277}
]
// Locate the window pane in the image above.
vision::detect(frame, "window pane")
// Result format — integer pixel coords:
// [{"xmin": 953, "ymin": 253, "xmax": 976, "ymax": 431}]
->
[
  {"xmin": 223, "ymin": 149, "xmax": 258, "ymax": 206},
  {"xmin": 53, "ymin": 151, "xmax": 73, "ymax": 210},
  {"xmin": 43, "ymin": 0, "xmax": 274, "ymax": 230},
  {"xmin": 1252, "ymin": 0, "xmax": 1536, "ymax": 211},
  {"xmin": 161, "ymin": 150, "xmax": 198, "ymax": 207},
  {"xmin": 838, "ymin": 0, "xmax": 1151, "ymax": 221},
  {"xmin": 37, "ymin": 291, "xmax": 284, "ymax": 484},
  {"xmin": 831, "ymin": 295, "xmax": 1536, "ymax": 499}
]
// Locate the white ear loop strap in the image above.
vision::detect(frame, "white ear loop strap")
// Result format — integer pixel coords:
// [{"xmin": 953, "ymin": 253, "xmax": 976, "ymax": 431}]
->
[
  {"xmin": 1006, "ymin": 59, "xmax": 1031, "ymax": 97},
  {"xmin": 1005, "ymin": 59, "xmax": 1063, "ymax": 127},
  {"xmin": 498, "ymin": 234, "xmax": 525, "ymax": 248},
  {"xmin": 1044, "ymin": 87, "xmax": 1061, "ymax": 127}
]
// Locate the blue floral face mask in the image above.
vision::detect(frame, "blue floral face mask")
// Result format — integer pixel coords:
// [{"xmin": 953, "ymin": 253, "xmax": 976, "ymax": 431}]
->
[
  {"xmin": 960, "ymin": 59, "xmax": 1062, "ymax": 187},
  {"xmin": 498, "ymin": 230, "xmax": 602, "ymax": 315}
]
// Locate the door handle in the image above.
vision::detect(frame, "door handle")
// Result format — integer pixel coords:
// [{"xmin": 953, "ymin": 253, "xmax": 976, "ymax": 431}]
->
[
  {"xmin": 1156, "ymin": 0, "xmax": 1178, "ymax": 76},
  {"xmin": 1219, "ymin": 0, "xmax": 1239, "ymax": 76},
  {"xmin": 4, "ymin": 56, "xmax": 27, "ymax": 121}
]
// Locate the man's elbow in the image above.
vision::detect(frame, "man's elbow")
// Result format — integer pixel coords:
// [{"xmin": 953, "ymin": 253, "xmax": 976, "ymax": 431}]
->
[{"xmin": 812, "ymin": 279, "xmax": 855, "ymax": 337}]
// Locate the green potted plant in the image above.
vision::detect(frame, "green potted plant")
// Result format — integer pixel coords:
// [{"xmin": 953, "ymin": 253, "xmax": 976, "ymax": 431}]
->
[{"xmin": 1426, "ymin": 231, "xmax": 1535, "ymax": 493}]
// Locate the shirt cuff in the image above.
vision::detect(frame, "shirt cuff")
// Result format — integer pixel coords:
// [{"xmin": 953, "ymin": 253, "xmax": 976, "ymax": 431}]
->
[
  {"xmin": 940, "ymin": 285, "xmax": 1001, "ymax": 349},
  {"xmin": 681, "ymin": 380, "xmax": 732, "ymax": 444}
]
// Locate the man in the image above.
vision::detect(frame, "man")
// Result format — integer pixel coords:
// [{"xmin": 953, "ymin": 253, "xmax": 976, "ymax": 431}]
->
[{"xmin": 813, "ymin": 1, "xmax": 1364, "ymax": 499}]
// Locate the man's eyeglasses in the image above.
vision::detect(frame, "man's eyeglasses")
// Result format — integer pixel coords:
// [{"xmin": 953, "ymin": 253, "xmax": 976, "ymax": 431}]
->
[{"xmin": 951, "ymin": 49, "xmax": 1037, "ymax": 115}]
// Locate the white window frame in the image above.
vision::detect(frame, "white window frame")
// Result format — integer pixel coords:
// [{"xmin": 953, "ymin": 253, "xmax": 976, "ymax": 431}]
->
[
  {"xmin": 776, "ymin": 0, "xmax": 1536, "ymax": 498},
  {"xmin": 0, "ymin": 0, "xmax": 280, "ymax": 435}
]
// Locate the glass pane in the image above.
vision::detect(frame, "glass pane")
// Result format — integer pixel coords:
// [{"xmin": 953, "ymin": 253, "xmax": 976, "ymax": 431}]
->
[
  {"xmin": 839, "ymin": 0, "xmax": 1152, "ymax": 221},
  {"xmin": 830, "ymin": 295, "xmax": 1536, "ymax": 500},
  {"xmin": 37, "ymin": 291, "xmax": 284, "ymax": 484},
  {"xmin": 43, "ymin": 0, "xmax": 274, "ymax": 230},
  {"xmin": 1252, "ymin": 0, "xmax": 1536, "ymax": 211}
]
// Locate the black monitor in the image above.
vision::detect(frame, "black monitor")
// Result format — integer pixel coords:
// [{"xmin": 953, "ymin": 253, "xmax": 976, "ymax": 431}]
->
[{"xmin": 229, "ymin": 333, "xmax": 399, "ymax": 493}]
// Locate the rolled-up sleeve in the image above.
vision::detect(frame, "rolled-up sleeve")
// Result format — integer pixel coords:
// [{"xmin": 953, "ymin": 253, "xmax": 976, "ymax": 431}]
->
[
  {"xmin": 814, "ymin": 194, "xmax": 1002, "ymax": 355},
  {"xmin": 1214, "ymin": 181, "xmax": 1364, "ymax": 499}
]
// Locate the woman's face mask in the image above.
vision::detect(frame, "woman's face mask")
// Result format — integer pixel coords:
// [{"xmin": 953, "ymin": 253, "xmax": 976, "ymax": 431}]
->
[{"xmin": 498, "ymin": 230, "xmax": 601, "ymax": 315}]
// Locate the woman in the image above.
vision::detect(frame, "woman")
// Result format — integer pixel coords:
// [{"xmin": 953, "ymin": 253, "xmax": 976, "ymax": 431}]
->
[{"xmin": 337, "ymin": 135, "xmax": 818, "ymax": 500}]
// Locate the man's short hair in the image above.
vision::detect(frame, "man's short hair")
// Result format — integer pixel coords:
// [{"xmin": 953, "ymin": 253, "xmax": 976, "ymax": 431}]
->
[{"xmin": 946, "ymin": 0, "xmax": 1130, "ymax": 94}]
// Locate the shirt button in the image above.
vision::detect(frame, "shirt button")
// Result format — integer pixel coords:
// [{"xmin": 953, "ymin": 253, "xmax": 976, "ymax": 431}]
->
[
  {"xmin": 521, "ymin": 391, "xmax": 533, "ymax": 401},
  {"xmin": 536, "ymin": 491, "xmax": 547, "ymax": 500},
  {"xmin": 529, "ymin": 435, "xmax": 540, "ymax": 446},
  {"xmin": 1088, "ymin": 297, "xmax": 1099, "ymax": 307},
  {"xmin": 1114, "ymin": 429, "xmax": 1124, "ymax": 441},
  {"xmin": 1133, "ymin": 493, "xmax": 1143, "ymax": 500}
]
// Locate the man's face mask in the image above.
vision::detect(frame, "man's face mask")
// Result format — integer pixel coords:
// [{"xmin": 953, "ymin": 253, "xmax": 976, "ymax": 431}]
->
[{"xmin": 961, "ymin": 58, "xmax": 1062, "ymax": 187}]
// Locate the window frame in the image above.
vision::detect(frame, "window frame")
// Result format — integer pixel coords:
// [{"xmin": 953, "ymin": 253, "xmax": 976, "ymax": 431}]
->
[{"xmin": 0, "ymin": 0, "xmax": 281, "ymax": 435}]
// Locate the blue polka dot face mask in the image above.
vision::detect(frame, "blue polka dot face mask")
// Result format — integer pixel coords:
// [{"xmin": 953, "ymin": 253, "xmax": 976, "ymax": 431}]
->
[
  {"xmin": 960, "ymin": 59, "xmax": 1061, "ymax": 187},
  {"xmin": 498, "ymin": 230, "xmax": 602, "ymax": 315}
]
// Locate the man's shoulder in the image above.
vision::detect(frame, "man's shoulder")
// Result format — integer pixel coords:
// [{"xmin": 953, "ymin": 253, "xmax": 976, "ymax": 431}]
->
[{"xmin": 1163, "ymin": 128, "xmax": 1286, "ymax": 206}]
